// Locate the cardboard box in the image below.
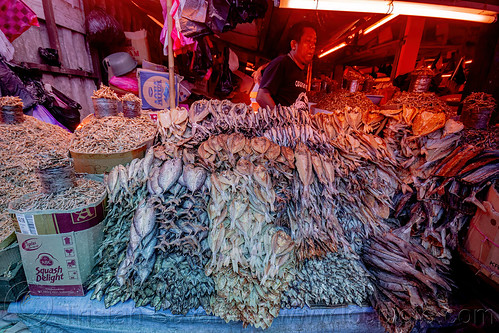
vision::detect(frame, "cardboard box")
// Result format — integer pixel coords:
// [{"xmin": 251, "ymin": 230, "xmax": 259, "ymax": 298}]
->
[
  {"xmin": 137, "ymin": 69, "xmax": 180, "ymax": 110},
  {"xmin": 124, "ymin": 30, "xmax": 150, "ymax": 65},
  {"xmin": 16, "ymin": 222, "xmax": 104, "ymax": 296},
  {"xmin": 10, "ymin": 193, "xmax": 107, "ymax": 235},
  {"xmin": 464, "ymin": 185, "xmax": 499, "ymax": 284}
]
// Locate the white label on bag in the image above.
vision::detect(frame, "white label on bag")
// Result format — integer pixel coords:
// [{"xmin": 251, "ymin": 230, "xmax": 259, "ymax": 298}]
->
[{"xmin": 16, "ymin": 214, "xmax": 37, "ymax": 235}]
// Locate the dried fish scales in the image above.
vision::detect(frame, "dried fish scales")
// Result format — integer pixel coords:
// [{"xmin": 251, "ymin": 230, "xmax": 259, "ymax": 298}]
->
[
  {"xmin": 0, "ymin": 116, "xmax": 71, "ymax": 241},
  {"xmin": 70, "ymin": 114, "xmax": 156, "ymax": 154}
]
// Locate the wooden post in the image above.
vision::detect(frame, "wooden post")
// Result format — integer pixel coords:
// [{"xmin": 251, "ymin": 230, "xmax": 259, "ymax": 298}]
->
[
  {"xmin": 392, "ymin": 17, "xmax": 425, "ymax": 79},
  {"xmin": 306, "ymin": 62, "xmax": 312, "ymax": 91},
  {"xmin": 166, "ymin": 0, "xmax": 175, "ymax": 109},
  {"xmin": 41, "ymin": 0, "xmax": 62, "ymax": 64}
]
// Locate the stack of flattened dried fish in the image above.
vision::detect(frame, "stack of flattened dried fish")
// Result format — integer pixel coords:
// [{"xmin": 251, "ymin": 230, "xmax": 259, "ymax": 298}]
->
[
  {"xmin": 139, "ymin": 152, "xmax": 214, "ymax": 314},
  {"xmin": 70, "ymin": 114, "xmax": 156, "ymax": 154},
  {"xmin": 397, "ymin": 147, "xmax": 499, "ymax": 261},
  {"xmin": 0, "ymin": 115, "xmax": 71, "ymax": 242},
  {"xmin": 362, "ymin": 232, "xmax": 452, "ymax": 333},
  {"xmin": 311, "ymin": 90, "xmax": 383, "ymax": 133},
  {"xmin": 282, "ymin": 251, "xmax": 373, "ymax": 308},
  {"xmin": 200, "ymin": 133, "xmax": 296, "ymax": 329},
  {"xmin": 88, "ymin": 149, "xmax": 154, "ymax": 305},
  {"xmin": 89, "ymin": 148, "xmax": 215, "ymax": 314},
  {"xmin": 183, "ymin": 98, "xmax": 398, "ymax": 254}
]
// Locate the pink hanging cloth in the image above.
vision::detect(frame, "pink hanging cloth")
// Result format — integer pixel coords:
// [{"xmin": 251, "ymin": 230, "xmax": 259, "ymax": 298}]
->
[{"xmin": 0, "ymin": 0, "xmax": 39, "ymax": 42}]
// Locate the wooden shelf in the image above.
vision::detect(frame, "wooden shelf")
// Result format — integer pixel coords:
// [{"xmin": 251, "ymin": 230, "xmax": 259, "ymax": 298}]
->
[{"xmin": 21, "ymin": 62, "xmax": 98, "ymax": 79}]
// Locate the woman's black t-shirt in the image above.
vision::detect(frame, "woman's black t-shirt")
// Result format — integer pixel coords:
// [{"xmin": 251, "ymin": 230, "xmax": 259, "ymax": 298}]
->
[{"xmin": 259, "ymin": 54, "xmax": 307, "ymax": 107}]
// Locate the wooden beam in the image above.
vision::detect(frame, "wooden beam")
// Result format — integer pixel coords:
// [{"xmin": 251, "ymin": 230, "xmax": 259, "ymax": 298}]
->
[
  {"xmin": 392, "ymin": 17, "xmax": 425, "ymax": 78},
  {"xmin": 82, "ymin": 0, "xmax": 102, "ymax": 85},
  {"xmin": 41, "ymin": 0, "xmax": 62, "ymax": 62},
  {"xmin": 22, "ymin": 62, "xmax": 98, "ymax": 79}
]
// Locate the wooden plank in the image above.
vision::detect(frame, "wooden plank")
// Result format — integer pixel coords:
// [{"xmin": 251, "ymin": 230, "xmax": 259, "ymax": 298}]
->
[
  {"xmin": 60, "ymin": 27, "xmax": 76, "ymax": 68},
  {"xmin": 23, "ymin": 62, "xmax": 97, "ymax": 79},
  {"xmin": 41, "ymin": 0, "xmax": 61, "ymax": 59},
  {"xmin": 24, "ymin": 0, "xmax": 85, "ymax": 33}
]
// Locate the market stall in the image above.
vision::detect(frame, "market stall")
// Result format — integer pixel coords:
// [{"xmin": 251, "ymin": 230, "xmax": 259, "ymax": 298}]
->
[{"xmin": 1, "ymin": 1, "xmax": 498, "ymax": 333}]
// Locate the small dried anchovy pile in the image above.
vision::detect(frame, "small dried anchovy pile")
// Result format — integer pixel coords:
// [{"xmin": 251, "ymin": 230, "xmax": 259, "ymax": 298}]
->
[
  {"xmin": 70, "ymin": 114, "xmax": 156, "ymax": 153},
  {"xmin": 121, "ymin": 93, "xmax": 141, "ymax": 102},
  {"xmin": 0, "ymin": 96, "xmax": 23, "ymax": 107},
  {"xmin": 461, "ymin": 127, "xmax": 499, "ymax": 150},
  {"xmin": 92, "ymin": 84, "xmax": 120, "ymax": 100},
  {"xmin": 385, "ymin": 91, "xmax": 451, "ymax": 114},
  {"xmin": 9, "ymin": 177, "xmax": 105, "ymax": 211},
  {"xmin": 344, "ymin": 70, "xmax": 365, "ymax": 81},
  {"xmin": 0, "ymin": 116, "xmax": 71, "ymax": 241},
  {"xmin": 411, "ymin": 67, "xmax": 434, "ymax": 76},
  {"xmin": 463, "ymin": 92, "xmax": 496, "ymax": 111},
  {"xmin": 313, "ymin": 90, "xmax": 377, "ymax": 112}
]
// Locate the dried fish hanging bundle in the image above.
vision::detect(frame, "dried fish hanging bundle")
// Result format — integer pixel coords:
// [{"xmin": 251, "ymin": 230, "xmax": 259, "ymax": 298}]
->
[
  {"xmin": 361, "ymin": 232, "xmax": 452, "ymax": 333},
  {"xmin": 0, "ymin": 113, "xmax": 71, "ymax": 243},
  {"xmin": 87, "ymin": 148, "xmax": 154, "ymax": 305},
  {"xmin": 282, "ymin": 251, "xmax": 373, "ymax": 308},
  {"xmin": 199, "ymin": 134, "xmax": 296, "ymax": 329}
]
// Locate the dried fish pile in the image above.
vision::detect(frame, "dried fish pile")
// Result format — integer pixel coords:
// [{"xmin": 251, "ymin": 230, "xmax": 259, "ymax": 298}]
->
[
  {"xmin": 121, "ymin": 93, "xmax": 141, "ymax": 102},
  {"xmin": 200, "ymin": 134, "xmax": 296, "ymax": 329},
  {"xmin": 310, "ymin": 90, "xmax": 383, "ymax": 133},
  {"xmin": 385, "ymin": 91, "xmax": 451, "ymax": 116},
  {"xmin": 462, "ymin": 92, "xmax": 496, "ymax": 111},
  {"xmin": 85, "ymin": 97, "xmax": 464, "ymax": 331},
  {"xmin": 381, "ymin": 93, "xmax": 467, "ymax": 263},
  {"xmin": 92, "ymin": 84, "xmax": 120, "ymax": 100},
  {"xmin": 136, "ymin": 153, "xmax": 214, "ymax": 314},
  {"xmin": 0, "ymin": 96, "xmax": 23, "ymax": 106},
  {"xmin": 282, "ymin": 251, "xmax": 373, "ymax": 308},
  {"xmin": 160, "ymin": 99, "xmax": 398, "ymax": 256},
  {"xmin": 362, "ymin": 232, "xmax": 452, "ymax": 333},
  {"xmin": 70, "ymin": 114, "xmax": 156, "ymax": 154},
  {"xmin": 89, "ymin": 149, "xmax": 215, "ymax": 314},
  {"xmin": 397, "ymin": 148, "xmax": 499, "ymax": 261},
  {"xmin": 88, "ymin": 149, "xmax": 154, "ymax": 304},
  {"xmin": 461, "ymin": 127, "xmax": 499, "ymax": 150},
  {"xmin": 0, "ymin": 115, "xmax": 71, "ymax": 241},
  {"xmin": 314, "ymin": 90, "xmax": 377, "ymax": 113},
  {"xmin": 8, "ymin": 176, "xmax": 105, "ymax": 211}
]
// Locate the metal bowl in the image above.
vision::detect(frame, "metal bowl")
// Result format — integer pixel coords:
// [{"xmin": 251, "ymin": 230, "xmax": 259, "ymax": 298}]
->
[{"xmin": 102, "ymin": 52, "xmax": 137, "ymax": 77}]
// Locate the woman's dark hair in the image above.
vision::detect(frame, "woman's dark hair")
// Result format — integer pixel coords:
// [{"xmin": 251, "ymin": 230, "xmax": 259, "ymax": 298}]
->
[{"xmin": 287, "ymin": 22, "xmax": 316, "ymax": 48}]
